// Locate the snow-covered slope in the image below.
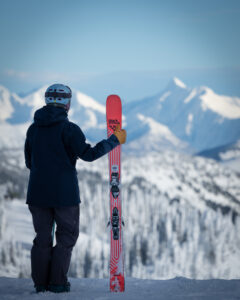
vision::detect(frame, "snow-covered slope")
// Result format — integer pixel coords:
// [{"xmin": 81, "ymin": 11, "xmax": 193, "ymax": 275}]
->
[
  {"xmin": 199, "ymin": 87, "xmax": 240, "ymax": 119},
  {"xmin": 125, "ymin": 113, "xmax": 190, "ymax": 153},
  {"xmin": 0, "ymin": 149, "xmax": 240, "ymax": 280},
  {"xmin": 0, "ymin": 277, "xmax": 240, "ymax": 300}
]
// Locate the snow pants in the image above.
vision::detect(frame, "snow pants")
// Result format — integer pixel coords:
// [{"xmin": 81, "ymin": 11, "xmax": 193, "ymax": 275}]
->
[{"xmin": 28, "ymin": 204, "xmax": 80, "ymax": 286}]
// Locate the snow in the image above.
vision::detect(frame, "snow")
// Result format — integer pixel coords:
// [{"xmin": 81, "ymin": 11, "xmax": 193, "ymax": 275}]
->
[
  {"xmin": 220, "ymin": 149, "xmax": 240, "ymax": 161},
  {"xmin": 0, "ymin": 121, "xmax": 30, "ymax": 148},
  {"xmin": 21, "ymin": 86, "xmax": 48, "ymax": 119},
  {"xmin": 76, "ymin": 91, "xmax": 105, "ymax": 114},
  {"xmin": 159, "ymin": 91, "xmax": 171, "ymax": 102},
  {"xmin": 125, "ymin": 114, "xmax": 188, "ymax": 153},
  {"xmin": 0, "ymin": 276, "xmax": 240, "ymax": 300},
  {"xmin": 172, "ymin": 77, "xmax": 187, "ymax": 89},
  {"xmin": 200, "ymin": 87, "xmax": 240, "ymax": 119},
  {"xmin": 185, "ymin": 113, "xmax": 193, "ymax": 136},
  {"xmin": 4, "ymin": 199, "xmax": 34, "ymax": 245},
  {"xmin": 137, "ymin": 114, "xmax": 179, "ymax": 144},
  {"xmin": 184, "ymin": 88, "xmax": 197, "ymax": 104},
  {"xmin": 0, "ymin": 85, "xmax": 14, "ymax": 121},
  {"xmin": 82, "ymin": 109, "xmax": 98, "ymax": 129},
  {"xmin": 222, "ymin": 158, "xmax": 240, "ymax": 172}
]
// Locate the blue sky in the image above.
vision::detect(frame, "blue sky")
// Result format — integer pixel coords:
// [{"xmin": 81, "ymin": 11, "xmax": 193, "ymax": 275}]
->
[{"xmin": 0, "ymin": 0, "xmax": 240, "ymax": 100}]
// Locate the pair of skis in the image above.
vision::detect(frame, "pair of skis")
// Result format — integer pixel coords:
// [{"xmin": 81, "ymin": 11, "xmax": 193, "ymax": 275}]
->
[{"xmin": 106, "ymin": 95, "xmax": 125, "ymax": 292}]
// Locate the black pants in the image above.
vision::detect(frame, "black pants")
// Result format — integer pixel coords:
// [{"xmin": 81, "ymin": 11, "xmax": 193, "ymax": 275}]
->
[{"xmin": 28, "ymin": 205, "xmax": 80, "ymax": 286}]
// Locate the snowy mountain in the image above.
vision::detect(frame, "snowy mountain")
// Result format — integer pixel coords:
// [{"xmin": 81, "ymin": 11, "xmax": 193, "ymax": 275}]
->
[
  {"xmin": 1, "ymin": 78, "xmax": 240, "ymax": 152},
  {"xmin": 126, "ymin": 77, "xmax": 240, "ymax": 151},
  {"xmin": 0, "ymin": 85, "xmax": 107, "ymax": 148},
  {"xmin": 0, "ymin": 83, "xmax": 187, "ymax": 152}
]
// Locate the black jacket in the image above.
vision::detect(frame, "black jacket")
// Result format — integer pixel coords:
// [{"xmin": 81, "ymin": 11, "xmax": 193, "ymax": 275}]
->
[{"xmin": 24, "ymin": 105, "xmax": 119, "ymax": 207}]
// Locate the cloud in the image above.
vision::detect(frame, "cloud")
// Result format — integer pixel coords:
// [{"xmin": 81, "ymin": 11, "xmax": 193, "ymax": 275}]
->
[
  {"xmin": 4, "ymin": 69, "xmax": 67, "ymax": 81},
  {"xmin": 5, "ymin": 69, "xmax": 30, "ymax": 79},
  {"xmin": 3, "ymin": 69, "xmax": 94, "ymax": 84}
]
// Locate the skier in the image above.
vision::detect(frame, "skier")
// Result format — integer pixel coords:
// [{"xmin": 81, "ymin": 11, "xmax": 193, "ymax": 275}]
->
[{"xmin": 24, "ymin": 84, "xmax": 126, "ymax": 293}]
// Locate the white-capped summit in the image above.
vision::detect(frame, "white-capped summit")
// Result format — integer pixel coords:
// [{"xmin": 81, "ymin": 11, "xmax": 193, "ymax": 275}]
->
[{"xmin": 166, "ymin": 77, "xmax": 187, "ymax": 90}]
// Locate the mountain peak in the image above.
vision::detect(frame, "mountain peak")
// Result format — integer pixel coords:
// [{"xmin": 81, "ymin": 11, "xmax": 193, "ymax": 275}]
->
[{"xmin": 167, "ymin": 77, "xmax": 187, "ymax": 90}]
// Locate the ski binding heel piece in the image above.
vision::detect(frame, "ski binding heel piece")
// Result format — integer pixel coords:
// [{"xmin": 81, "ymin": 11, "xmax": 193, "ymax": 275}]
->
[{"xmin": 112, "ymin": 207, "xmax": 120, "ymax": 240}]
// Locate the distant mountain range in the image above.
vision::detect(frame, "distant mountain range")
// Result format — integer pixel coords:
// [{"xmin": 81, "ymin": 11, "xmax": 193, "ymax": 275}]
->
[
  {"xmin": 1, "ymin": 77, "xmax": 240, "ymax": 153},
  {"xmin": 125, "ymin": 77, "xmax": 240, "ymax": 152}
]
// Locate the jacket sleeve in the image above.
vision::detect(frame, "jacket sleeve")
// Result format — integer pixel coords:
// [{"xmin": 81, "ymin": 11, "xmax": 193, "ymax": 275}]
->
[
  {"xmin": 69, "ymin": 123, "xmax": 120, "ymax": 162},
  {"xmin": 24, "ymin": 125, "xmax": 33, "ymax": 169}
]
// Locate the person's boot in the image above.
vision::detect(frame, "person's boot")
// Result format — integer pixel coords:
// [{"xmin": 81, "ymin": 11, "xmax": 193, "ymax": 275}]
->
[
  {"xmin": 34, "ymin": 285, "xmax": 47, "ymax": 293},
  {"xmin": 48, "ymin": 281, "xmax": 71, "ymax": 293}
]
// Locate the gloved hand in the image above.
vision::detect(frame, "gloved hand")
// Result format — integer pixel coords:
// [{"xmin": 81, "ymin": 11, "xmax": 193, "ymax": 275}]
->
[{"xmin": 114, "ymin": 124, "xmax": 127, "ymax": 144}]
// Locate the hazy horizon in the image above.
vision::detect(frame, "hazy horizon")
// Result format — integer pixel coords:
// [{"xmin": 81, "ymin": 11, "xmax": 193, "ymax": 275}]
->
[{"xmin": 0, "ymin": 0, "xmax": 240, "ymax": 100}]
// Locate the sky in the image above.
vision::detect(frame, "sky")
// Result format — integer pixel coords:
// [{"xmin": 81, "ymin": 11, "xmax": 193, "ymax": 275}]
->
[{"xmin": 0, "ymin": 0, "xmax": 240, "ymax": 101}]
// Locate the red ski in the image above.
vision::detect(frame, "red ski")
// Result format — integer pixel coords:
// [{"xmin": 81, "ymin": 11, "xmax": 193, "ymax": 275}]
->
[{"xmin": 106, "ymin": 95, "xmax": 125, "ymax": 292}]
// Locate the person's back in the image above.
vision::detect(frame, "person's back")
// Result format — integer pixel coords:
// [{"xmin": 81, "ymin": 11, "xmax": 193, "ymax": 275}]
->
[
  {"xmin": 25, "ymin": 105, "xmax": 80, "ymax": 207},
  {"xmin": 24, "ymin": 84, "xmax": 126, "ymax": 293}
]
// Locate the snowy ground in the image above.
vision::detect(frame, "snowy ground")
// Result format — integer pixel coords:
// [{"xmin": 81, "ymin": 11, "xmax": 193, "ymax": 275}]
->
[{"xmin": 0, "ymin": 277, "xmax": 240, "ymax": 300}]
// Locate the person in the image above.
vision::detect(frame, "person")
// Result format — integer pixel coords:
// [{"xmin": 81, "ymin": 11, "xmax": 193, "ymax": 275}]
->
[{"xmin": 24, "ymin": 84, "xmax": 126, "ymax": 293}]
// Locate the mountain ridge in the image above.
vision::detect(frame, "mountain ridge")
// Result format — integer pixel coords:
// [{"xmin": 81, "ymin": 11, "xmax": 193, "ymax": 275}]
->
[{"xmin": 1, "ymin": 78, "xmax": 240, "ymax": 152}]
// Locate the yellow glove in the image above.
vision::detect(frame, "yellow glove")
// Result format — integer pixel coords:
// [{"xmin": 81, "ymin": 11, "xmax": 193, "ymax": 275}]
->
[{"xmin": 114, "ymin": 124, "xmax": 127, "ymax": 144}]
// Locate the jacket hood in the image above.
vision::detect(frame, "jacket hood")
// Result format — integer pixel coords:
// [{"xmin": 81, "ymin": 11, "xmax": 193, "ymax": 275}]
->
[{"xmin": 34, "ymin": 105, "xmax": 68, "ymax": 127}]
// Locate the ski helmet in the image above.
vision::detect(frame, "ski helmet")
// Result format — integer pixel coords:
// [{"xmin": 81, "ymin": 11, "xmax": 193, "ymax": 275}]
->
[{"xmin": 45, "ymin": 84, "xmax": 72, "ymax": 111}]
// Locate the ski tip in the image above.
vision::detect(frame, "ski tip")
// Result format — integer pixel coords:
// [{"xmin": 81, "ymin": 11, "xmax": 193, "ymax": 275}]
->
[
  {"xmin": 106, "ymin": 94, "xmax": 121, "ymax": 104},
  {"xmin": 106, "ymin": 94, "xmax": 122, "ymax": 129},
  {"xmin": 107, "ymin": 94, "xmax": 121, "ymax": 98}
]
